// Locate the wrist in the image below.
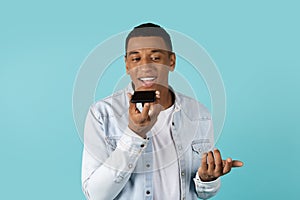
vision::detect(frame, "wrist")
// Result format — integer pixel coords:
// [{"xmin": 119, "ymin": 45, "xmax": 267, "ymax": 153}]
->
[{"xmin": 128, "ymin": 124, "xmax": 148, "ymax": 139}]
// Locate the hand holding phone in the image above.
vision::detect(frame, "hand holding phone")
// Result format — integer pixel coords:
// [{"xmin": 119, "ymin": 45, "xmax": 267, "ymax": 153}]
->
[{"xmin": 128, "ymin": 90, "xmax": 161, "ymax": 138}]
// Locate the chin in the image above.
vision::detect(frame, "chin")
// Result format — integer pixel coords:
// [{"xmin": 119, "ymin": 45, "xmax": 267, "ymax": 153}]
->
[
  {"xmin": 136, "ymin": 86, "xmax": 156, "ymax": 91},
  {"xmin": 134, "ymin": 83, "xmax": 157, "ymax": 91}
]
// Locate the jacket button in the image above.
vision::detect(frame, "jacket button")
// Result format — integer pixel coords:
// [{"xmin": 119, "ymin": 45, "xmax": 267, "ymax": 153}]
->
[{"xmin": 146, "ymin": 190, "xmax": 151, "ymax": 195}]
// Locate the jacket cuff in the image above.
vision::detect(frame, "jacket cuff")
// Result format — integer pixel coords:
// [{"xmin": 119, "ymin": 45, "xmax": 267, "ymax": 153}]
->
[{"xmin": 193, "ymin": 172, "xmax": 221, "ymax": 192}]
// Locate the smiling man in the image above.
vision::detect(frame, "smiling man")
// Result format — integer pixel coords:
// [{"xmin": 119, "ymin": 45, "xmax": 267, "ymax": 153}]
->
[{"xmin": 81, "ymin": 23, "xmax": 243, "ymax": 200}]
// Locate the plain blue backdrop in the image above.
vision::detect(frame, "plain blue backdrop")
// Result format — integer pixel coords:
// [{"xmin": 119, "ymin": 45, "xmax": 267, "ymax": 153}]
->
[{"xmin": 1, "ymin": 0, "xmax": 299, "ymax": 199}]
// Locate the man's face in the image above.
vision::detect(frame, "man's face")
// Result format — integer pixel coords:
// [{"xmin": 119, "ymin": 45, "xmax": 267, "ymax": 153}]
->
[{"xmin": 125, "ymin": 36, "xmax": 176, "ymax": 91}]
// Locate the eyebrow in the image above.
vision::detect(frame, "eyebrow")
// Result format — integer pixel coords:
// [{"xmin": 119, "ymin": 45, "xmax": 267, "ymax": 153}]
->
[
  {"xmin": 150, "ymin": 49, "xmax": 166, "ymax": 54},
  {"xmin": 126, "ymin": 49, "xmax": 170, "ymax": 57},
  {"xmin": 127, "ymin": 51, "xmax": 140, "ymax": 56}
]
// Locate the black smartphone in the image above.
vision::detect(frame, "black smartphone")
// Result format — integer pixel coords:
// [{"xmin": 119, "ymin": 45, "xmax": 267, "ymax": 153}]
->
[{"xmin": 130, "ymin": 90, "xmax": 156, "ymax": 104}]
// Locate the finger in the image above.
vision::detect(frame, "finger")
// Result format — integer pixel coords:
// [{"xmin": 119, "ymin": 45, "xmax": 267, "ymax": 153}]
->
[
  {"xmin": 207, "ymin": 151, "xmax": 215, "ymax": 174},
  {"xmin": 200, "ymin": 153, "xmax": 208, "ymax": 171},
  {"xmin": 155, "ymin": 90, "xmax": 161, "ymax": 105},
  {"xmin": 148, "ymin": 103, "xmax": 155, "ymax": 117},
  {"xmin": 140, "ymin": 103, "xmax": 150, "ymax": 121},
  {"xmin": 223, "ymin": 158, "xmax": 233, "ymax": 175},
  {"xmin": 232, "ymin": 160, "xmax": 244, "ymax": 167},
  {"xmin": 213, "ymin": 149, "xmax": 223, "ymax": 173},
  {"xmin": 155, "ymin": 90, "xmax": 160, "ymax": 99}
]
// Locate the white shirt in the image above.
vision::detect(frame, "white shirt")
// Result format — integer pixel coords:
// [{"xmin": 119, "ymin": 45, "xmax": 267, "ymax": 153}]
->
[{"xmin": 151, "ymin": 105, "xmax": 180, "ymax": 199}]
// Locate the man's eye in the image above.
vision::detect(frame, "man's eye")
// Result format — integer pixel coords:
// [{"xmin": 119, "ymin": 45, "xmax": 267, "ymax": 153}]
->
[
  {"xmin": 151, "ymin": 57, "xmax": 160, "ymax": 61},
  {"xmin": 132, "ymin": 57, "xmax": 140, "ymax": 62}
]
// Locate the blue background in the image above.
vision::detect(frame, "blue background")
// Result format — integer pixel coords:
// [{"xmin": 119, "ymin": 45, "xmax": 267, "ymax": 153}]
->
[{"xmin": 1, "ymin": 0, "xmax": 299, "ymax": 199}]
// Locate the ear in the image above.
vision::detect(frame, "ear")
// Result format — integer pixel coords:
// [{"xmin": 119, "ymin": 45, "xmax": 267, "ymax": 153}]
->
[
  {"xmin": 169, "ymin": 53, "xmax": 176, "ymax": 72},
  {"xmin": 125, "ymin": 55, "xmax": 129, "ymax": 74}
]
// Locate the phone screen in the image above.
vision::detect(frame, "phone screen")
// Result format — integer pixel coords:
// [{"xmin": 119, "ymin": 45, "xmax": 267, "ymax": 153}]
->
[{"xmin": 130, "ymin": 91, "xmax": 156, "ymax": 103}]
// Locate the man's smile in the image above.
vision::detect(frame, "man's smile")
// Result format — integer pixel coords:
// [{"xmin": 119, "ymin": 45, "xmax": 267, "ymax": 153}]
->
[{"xmin": 137, "ymin": 76, "xmax": 157, "ymax": 87}]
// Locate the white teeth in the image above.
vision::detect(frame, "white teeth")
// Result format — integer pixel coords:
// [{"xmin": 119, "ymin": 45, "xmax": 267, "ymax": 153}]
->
[{"xmin": 139, "ymin": 77, "xmax": 156, "ymax": 81}]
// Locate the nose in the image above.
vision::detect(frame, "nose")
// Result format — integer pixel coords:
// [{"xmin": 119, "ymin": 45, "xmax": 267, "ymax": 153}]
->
[
  {"xmin": 140, "ymin": 55, "xmax": 151, "ymax": 65},
  {"xmin": 138, "ymin": 63, "xmax": 157, "ymax": 72}
]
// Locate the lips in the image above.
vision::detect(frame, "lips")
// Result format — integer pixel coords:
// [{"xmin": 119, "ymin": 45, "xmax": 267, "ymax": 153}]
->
[{"xmin": 138, "ymin": 76, "xmax": 157, "ymax": 87}]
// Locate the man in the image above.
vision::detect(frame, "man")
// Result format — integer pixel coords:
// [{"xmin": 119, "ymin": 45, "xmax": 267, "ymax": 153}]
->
[{"xmin": 81, "ymin": 23, "xmax": 243, "ymax": 200}]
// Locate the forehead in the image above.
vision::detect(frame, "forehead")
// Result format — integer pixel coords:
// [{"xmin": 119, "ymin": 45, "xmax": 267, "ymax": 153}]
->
[{"xmin": 127, "ymin": 36, "xmax": 170, "ymax": 52}]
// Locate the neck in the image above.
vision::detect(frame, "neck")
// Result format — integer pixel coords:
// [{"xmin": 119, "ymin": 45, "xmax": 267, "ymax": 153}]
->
[{"xmin": 159, "ymin": 87, "xmax": 174, "ymax": 109}]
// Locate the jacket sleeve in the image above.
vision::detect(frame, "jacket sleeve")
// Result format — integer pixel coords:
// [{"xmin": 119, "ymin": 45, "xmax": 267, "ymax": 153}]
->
[
  {"xmin": 193, "ymin": 118, "xmax": 221, "ymax": 199},
  {"xmin": 81, "ymin": 106, "xmax": 148, "ymax": 200},
  {"xmin": 193, "ymin": 173, "xmax": 221, "ymax": 199}
]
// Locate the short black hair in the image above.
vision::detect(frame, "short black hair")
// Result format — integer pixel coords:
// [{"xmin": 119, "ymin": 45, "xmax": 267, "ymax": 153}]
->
[{"xmin": 125, "ymin": 23, "xmax": 173, "ymax": 53}]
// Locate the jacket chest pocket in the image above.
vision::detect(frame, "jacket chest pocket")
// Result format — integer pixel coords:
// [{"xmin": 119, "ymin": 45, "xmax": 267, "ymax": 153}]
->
[
  {"xmin": 105, "ymin": 136, "xmax": 122, "ymax": 152},
  {"xmin": 191, "ymin": 139, "xmax": 213, "ymax": 171}
]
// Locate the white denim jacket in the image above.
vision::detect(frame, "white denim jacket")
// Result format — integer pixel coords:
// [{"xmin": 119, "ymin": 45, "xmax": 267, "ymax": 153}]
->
[{"xmin": 82, "ymin": 83, "xmax": 220, "ymax": 200}]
